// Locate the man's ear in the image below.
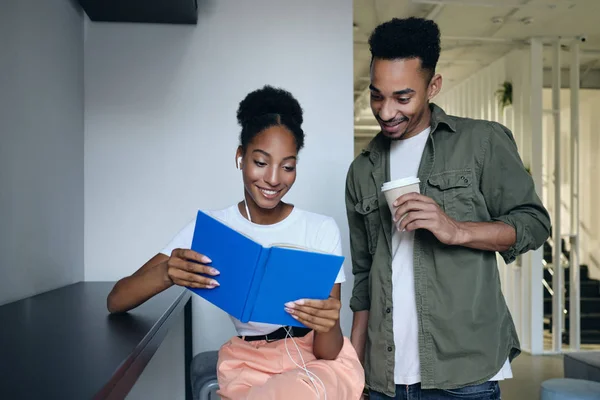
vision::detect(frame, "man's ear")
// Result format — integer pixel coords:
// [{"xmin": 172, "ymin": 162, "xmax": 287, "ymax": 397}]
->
[{"xmin": 428, "ymin": 73, "xmax": 443, "ymax": 100}]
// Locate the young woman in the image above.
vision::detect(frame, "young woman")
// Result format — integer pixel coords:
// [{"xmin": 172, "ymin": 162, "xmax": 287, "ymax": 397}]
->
[{"xmin": 107, "ymin": 86, "xmax": 364, "ymax": 399}]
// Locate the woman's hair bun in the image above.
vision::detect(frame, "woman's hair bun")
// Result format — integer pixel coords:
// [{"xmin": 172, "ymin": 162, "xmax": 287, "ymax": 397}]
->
[{"xmin": 236, "ymin": 85, "xmax": 303, "ymax": 127}]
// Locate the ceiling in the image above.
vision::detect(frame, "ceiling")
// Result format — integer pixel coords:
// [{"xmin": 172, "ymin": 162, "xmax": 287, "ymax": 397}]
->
[{"xmin": 353, "ymin": 0, "xmax": 600, "ymax": 148}]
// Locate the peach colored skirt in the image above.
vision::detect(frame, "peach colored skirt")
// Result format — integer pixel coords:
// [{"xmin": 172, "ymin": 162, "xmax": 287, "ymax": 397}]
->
[{"xmin": 216, "ymin": 332, "xmax": 365, "ymax": 400}]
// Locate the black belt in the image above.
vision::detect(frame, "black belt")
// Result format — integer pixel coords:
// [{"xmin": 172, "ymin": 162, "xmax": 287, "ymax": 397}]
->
[{"xmin": 240, "ymin": 326, "xmax": 312, "ymax": 342}]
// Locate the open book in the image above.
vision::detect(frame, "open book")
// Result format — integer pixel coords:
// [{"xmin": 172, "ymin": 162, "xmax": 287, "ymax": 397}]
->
[{"xmin": 189, "ymin": 210, "xmax": 345, "ymax": 327}]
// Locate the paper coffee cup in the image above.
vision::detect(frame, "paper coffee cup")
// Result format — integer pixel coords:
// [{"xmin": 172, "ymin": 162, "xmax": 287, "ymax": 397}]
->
[{"xmin": 381, "ymin": 177, "xmax": 421, "ymax": 215}]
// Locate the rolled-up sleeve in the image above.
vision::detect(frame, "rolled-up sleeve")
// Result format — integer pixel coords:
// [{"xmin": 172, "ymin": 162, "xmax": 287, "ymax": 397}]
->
[
  {"xmin": 479, "ymin": 122, "xmax": 551, "ymax": 264},
  {"xmin": 345, "ymin": 166, "xmax": 372, "ymax": 312}
]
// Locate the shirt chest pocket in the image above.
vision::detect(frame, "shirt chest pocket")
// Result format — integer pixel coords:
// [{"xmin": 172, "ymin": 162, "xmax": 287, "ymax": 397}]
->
[
  {"xmin": 427, "ymin": 170, "xmax": 475, "ymax": 222},
  {"xmin": 355, "ymin": 195, "xmax": 380, "ymax": 255}
]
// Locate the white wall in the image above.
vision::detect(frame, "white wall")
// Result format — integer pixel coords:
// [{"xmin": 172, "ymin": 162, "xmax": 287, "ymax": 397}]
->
[
  {"xmin": 0, "ymin": 0, "xmax": 84, "ymax": 305},
  {"xmin": 84, "ymin": 0, "xmax": 354, "ymax": 353}
]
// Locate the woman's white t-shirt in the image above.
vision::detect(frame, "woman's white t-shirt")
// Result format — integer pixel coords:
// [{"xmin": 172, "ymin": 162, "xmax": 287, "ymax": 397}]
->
[{"xmin": 160, "ymin": 204, "xmax": 346, "ymax": 336}]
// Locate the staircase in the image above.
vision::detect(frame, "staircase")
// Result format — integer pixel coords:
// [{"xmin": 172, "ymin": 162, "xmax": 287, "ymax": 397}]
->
[{"xmin": 543, "ymin": 241, "xmax": 600, "ymax": 344}]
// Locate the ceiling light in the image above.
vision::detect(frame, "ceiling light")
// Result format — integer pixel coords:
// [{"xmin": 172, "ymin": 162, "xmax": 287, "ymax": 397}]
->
[{"xmin": 521, "ymin": 17, "xmax": 534, "ymax": 25}]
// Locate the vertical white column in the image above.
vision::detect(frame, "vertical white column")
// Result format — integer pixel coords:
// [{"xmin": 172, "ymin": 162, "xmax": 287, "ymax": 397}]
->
[
  {"xmin": 452, "ymin": 86, "xmax": 458, "ymax": 116},
  {"xmin": 465, "ymin": 79, "xmax": 470, "ymax": 118},
  {"xmin": 472, "ymin": 77, "xmax": 477, "ymax": 119},
  {"xmin": 454, "ymin": 85, "xmax": 459, "ymax": 116},
  {"xmin": 461, "ymin": 82, "xmax": 468, "ymax": 117},
  {"xmin": 490, "ymin": 62, "xmax": 498, "ymax": 122},
  {"xmin": 498, "ymin": 60, "xmax": 507, "ymax": 125},
  {"xmin": 455, "ymin": 86, "xmax": 460, "ymax": 115},
  {"xmin": 529, "ymin": 38, "xmax": 545, "ymax": 354},
  {"xmin": 468, "ymin": 79, "xmax": 473, "ymax": 118},
  {"xmin": 484, "ymin": 67, "xmax": 491, "ymax": 121},
  {"xmin": 546, "ymin": 112, "xmax": 554, "ymax": 208},
  {"xmin": 521, "ymin": 50, "xmax": 533, "ymax": 173},
  {"xmin": 456, "ymin": 82, "xmax": 465, "ymax": 117},
  {"xmin": 552, "ymin": 40, "xmax": 564, "ymax": 353},
  {"xmin": 474, "ymin": 76, "xmax": 479, "ymax": 119},
  {"xmin": 472, "ymin": 76, "xmax": 478, "ymax": 119},
  {"xmin": 476, "ymin": 73, "xmax": 483, "ymax": 119},
  {"xmin": 569, "ymin": 40, "xmax": 581, "ymax": 351},
  {"xmin": 512, "ymin": 51, "xmax": 523, "ymax": 153},
  {"xmin": 464, "ymin": 79, "xmax": 470, "ymax": 118}
]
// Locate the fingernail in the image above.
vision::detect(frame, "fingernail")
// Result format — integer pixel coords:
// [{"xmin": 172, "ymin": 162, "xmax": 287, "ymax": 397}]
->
[
  {"xmin": 211, "ymin": 280, "xmax": 220, "ymax": 287},
  {"xmin": 285, "ymin": 307, "xmax": 293, "ymax": 314},
  {"xmin": 202, "ymin": 256, "xmax": 212, "ymax": 264},
  {"xmin": 295, "ymin": 299, "xmax": 305, "ymax": 305},
  {"xmin": 211, "ymin": 268, "xmax": 220, "ymax": 275},
  {"xmin": 291, "ymin": 315, "xmax": 299, "ymax": 320},
  {"xmin": 285, "ymin": 302, "xmax": 294, "ymax": 308}
]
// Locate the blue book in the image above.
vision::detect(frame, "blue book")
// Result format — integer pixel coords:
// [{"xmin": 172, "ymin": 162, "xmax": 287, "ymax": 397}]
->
[{"xmin": 188, "ymin": 210, "xmax": 344, "ymax": 327}]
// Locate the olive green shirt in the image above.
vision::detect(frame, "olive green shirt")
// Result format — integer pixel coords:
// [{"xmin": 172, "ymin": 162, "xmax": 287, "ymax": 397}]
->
[{"xmin": 345, "ymin": 104, "xmax": 551, "ymax": 395}]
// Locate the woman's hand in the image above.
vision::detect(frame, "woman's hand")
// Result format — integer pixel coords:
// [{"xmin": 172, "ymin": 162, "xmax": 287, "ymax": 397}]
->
[
  {"xmin": 284, "ymin": 297, "xmax": 341, "ymax": 333},
  {"xmin": 167, "ymin": 248, "xmax": 220, "ymax": 289}
]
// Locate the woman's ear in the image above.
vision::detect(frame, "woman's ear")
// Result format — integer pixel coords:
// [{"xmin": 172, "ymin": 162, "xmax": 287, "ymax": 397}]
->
[{"xmin": 235, "ymin": 147, "xmax": 243, "ymax": 170}]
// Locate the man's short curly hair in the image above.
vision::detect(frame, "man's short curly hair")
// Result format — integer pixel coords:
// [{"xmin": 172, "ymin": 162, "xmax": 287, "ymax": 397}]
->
[{"xmin": 369, "ymin": 17, "xmax": 441, "ymax": 80}]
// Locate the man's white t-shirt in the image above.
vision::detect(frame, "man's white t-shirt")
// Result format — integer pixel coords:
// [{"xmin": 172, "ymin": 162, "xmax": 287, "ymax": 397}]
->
[
  {"xmin": 389, "ymin": 127, "xmax": 512, "ymax": 384},
  {"xmin": 160, "ymin": 204, "xmax": 346, "ymax": 337}
]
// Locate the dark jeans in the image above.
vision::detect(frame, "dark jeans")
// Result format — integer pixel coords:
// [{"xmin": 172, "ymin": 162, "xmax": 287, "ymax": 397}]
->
[{"xmin": 369, "ymin": 381, "xmax": 501, "ymax": 400}]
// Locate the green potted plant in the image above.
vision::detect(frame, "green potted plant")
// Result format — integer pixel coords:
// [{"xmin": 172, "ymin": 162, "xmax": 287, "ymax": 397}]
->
[{"xmin": 496, "ymin": 81, "xmax": 513, "ymax": 111}]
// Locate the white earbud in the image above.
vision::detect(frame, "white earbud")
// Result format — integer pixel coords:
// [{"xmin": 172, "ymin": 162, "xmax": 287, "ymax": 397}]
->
[{"xmin": 237, "ymin": 156, "xmax": 242, "ymax": 169}]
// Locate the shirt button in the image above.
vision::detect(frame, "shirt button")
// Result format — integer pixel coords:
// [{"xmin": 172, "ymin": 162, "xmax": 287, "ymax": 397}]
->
[
  {"xmin": 387, "ymin": 346, "xmax": 393, "ymax": 352},
  {"xmin": 386, "ymin": 308, "xmax": 391, "ymax": 313},
  {"xmin": 366, "ymin": 206, "xmax": 370, "ymax": 211}
]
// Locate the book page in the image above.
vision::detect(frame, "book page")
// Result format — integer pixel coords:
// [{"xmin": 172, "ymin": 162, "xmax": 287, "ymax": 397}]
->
[{"xmin": 270, "ymin": 243, "xmax": 329, "ymax": 254}]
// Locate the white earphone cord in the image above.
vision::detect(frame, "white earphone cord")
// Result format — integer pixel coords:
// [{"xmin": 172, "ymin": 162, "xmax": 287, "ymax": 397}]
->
[
  {"xmin": 284, "ymin": 327, "xmax": 328, "ymax": 400},
  {"xmin": 244, "ymin": 198, "xmax": 252, "ymax": 223},
  {"xmin": 240, "ymin": 155, "xmax": 252, "ymax": 224}
]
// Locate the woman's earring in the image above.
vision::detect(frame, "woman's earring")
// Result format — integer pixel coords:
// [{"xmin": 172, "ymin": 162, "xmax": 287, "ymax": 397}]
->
[{"xmin": 237, "ymin": 156, "xmax": 242, "ymax": 170}]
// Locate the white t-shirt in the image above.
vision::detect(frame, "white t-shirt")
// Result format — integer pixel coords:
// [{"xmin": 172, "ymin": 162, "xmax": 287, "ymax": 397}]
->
[
  {"xmin": 389, "ymin": 127, "xmax": 512, "ymax": 384},
  {"xmin": 390, "ymin": 127, "xmax": 430, "ymax": 384},
  {"xmin": 160, "ymin": 204, "xmax": 346, "ymax": 337}
]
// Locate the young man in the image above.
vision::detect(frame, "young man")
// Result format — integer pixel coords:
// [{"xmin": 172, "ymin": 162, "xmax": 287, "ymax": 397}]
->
[{"xmin": 346, "ymin": 18, "xmax": 551, "ymax": 399}]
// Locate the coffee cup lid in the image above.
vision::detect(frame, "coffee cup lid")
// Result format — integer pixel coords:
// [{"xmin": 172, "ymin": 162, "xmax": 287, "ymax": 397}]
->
[{"xmin": 381, "ymin": 177, "xmax": 420, "ymax": 192}]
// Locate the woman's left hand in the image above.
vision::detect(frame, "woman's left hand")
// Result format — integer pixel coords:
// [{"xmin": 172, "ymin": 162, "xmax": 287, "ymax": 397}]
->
[{"xmin": 284, "ymin": 297, "xmax": 341, "ymax": 333}]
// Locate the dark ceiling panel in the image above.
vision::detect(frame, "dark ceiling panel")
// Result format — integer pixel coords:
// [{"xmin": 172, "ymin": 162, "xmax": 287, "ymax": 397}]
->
[{"xmin": 79, "ymin": 0, "xmax": 198, "ymax": 25}]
